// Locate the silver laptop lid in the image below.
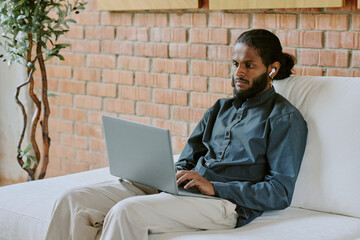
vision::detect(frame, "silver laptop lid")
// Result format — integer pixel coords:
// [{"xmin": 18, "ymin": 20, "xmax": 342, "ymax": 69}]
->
[{"xmin": 102, "ymin": 115, "xmax": 178, "ymax": 194}]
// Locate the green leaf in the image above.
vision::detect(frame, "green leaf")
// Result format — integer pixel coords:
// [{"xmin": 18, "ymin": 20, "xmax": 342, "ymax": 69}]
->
[
  {"xmin": 23, "ymin": 143, "xmax": 32, "ymax": 155},
  {"xmin": 17, "ymin": 15, "xmax": 26, "ymax": 21},
  {"xmin": 57, "ymin": 54, "xmax": 64, "ymax": 61},
  {"xmin": 22, "ymin": 158, "xmax": 31, "ymax": 169},
  {"xmin": 48, "ymin": 93, "xmax": 57, "ymax": 98},
  {"xmin": 28, "ymin": 155, "xmax": 38, "ymax": 165}
]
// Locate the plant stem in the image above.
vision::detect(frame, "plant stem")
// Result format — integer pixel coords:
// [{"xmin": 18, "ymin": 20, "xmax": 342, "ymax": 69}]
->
[{"xmin": 36, "ymin": 42, "xmax": 51, "ymax": 180}]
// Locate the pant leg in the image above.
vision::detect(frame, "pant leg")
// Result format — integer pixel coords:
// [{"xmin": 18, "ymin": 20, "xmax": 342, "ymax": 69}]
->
[
  {"xmin": 100, "ymin": 192, "xmax": 238, "ymax": 240},
  {"xmin": 44, "ymin": 179, "xmax": 148, "ymax": 240}
]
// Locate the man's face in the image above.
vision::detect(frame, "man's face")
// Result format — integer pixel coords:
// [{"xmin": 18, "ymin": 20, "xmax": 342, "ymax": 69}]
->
[{"xmin": 231, "ymin": 43, "xmax": 271, "ymax": 99}]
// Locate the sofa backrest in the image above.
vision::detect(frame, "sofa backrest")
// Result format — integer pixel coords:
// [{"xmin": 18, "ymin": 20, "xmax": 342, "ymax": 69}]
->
[{"xmin": 274, "ymin": 76, "xmax": 360, "ymax": 219}]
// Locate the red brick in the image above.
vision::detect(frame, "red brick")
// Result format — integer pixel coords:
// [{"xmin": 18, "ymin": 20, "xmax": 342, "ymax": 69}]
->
[
  {"xmin": 353, "ymin": 15, "xmax": 360, "ymax": 31},
  {"xmin": 154, "ymin": 89, "xmax": 188, "ymax": 106},
  {"xmin": 62, "ymin": 159, "xmax": 89, "ymax": 173},
  {"xmin": 154, "ymin": 120, "xmax": 188, "ymax": 137},
  {"xmin": 49, "ymin": 93, "xmax": 73, "ymax": 107},
  {"xmin": 152, "ymin": 28, "xmax": 187, "ymax": 43},
  {"xmin": 76, "ymin": 150, "xmax": 104, "ymax": 165},
  {"xmin": 191, "ymin": 92, "xmax": 228, "ymax": 109},
  {"xmin": 153, "ymin": 59, "xmax": 188, "ymax": 74},
  {"xmin": 137, "ymin": 102, "xmax": 169, "ymax": 119},
  {"xmin": 73, "ymin": 68, "xmax": 102, "ymax": 82},
  {"xmin": 118, "ymin": 56, "xmax": 150, "ymax": 71},
  {"xmin": 117, "ymin": 27, "xmax": 149, "ymax": 41},
  {"xmin": 172, "ymin": 107, "xmax": 206, "ymax": 122},
  {"xmin": 76, "ymin": 123, "xmax": 103, "ymax": 139},
  {"xmin": 88, "ymin": 83, "xmax": 117, "ymax": 98},
  {"xmin": 47, "ymin": 65, "xmax": 72, "ymax": 79},
  {"xmin": 88, "ymin": 55, "xmax": 116, "ymax": 69},
  {"xmin": 119, "ymin": 86, "xmax": 152, "ymax": 101},
  {"xmin": 135, "ymin": 43, "xmax": 168, "ymax": 58},
  {"xmin": 169, "ymin": 44, "xmax": 207, "ymax": 59},
  {"xmin": 105, "ymin": 99, "xmax": 135, "ymax": 114},
  {"xmin": 90, "ymin": 139, "xmax": 106, "ymax": 152},
  {"xmin": 59, "ymin": 53, "xmax": 85, "ymax": 66},
  {"xmin": 84, "ymin": 0, "xmax": 98, "ymax": 11},
  {"xmin": 253, "ymin": 14, "xmax": 297, "ymax": 29},
  {"xmin": 209, "ymin": 77, "xmax": 233, "ymax": 94},
  {"xmin": 102, "ymin": 41, "xmax": 133, "ymax": 55},
  {"xmin": 170, "ymin": 13, "xmax": 207, "ymax": 27},
  {"xmin": 50, "ymin": 145, "xmax": 75, "ymax": 159},
  {"xmin": 103, "ymin": 69, "xmax": 134, "ymax": 85},
  {"xmin": 353, "ymin": 51, "xmax": 360, "ymax": 67},
  {"xmin": 292, "ymin": 67, "xmax": 324, "ymax": 76},
  {"xmin": 135, "ymin": 72, "xmax": 169, "ymax": 88},
  {"xmin": 326, "ymin": 32, "xmax": 360, "ymax": 49},
  {"xmin": 300, "ymin": 14, "xmax": 349, "ymax": 30},
  {"xmin": 75, "ymin": 95, "xmax": 102, "ymax": 110},
  {"xmin": 172, "ymin": 136, "xmax": 188, "ymax": 153},
  {"xmin": 49, "ymin": 119, "xmax": 73, "ymax": 133},
  {"xmin": 209, "ymin": 13, "xmax": 250, "ymax": 28},
  {"xmin": 59, "ymin": 80, "xmax": 85, "ymax": 94},
  {"xmin": 191, "ymin": 61, "xmax": 229, "ymax": 78},
  {"xmin": 171, "ymin": 75, "xmax": 207, "ymax": 92},
  {"xmin": 277, "ymin": 30, "xmax": 323, "ymax": 48},
  {"xmin": 72, "ymin": 40, "xmax": 100, "ymax": 53},
  {"xmin": 88, "ymin": 111, "xmax": 116, "ymax": 124},
  {"xmin": 72, "ymin": 12, "xmax": 100, "ymax": 25},
  {"xmin": 85, "ymin": 26, "xmax": 115, "ymax": 40},
  {"xmin": 134, "ymin": 13, "xmax": 168, "ymax": 27},
  {"xmin": 62, "ymin": 133, "xmax": 88, "ymax": 149},
  {"xmin": 327, "ymin": 69, "xmax": 360, "ymax": 77},
  {"xmin": 190, "ymin": 29, "xmax": 228, "ymax": 44},
  {"xmin": 208, "ymin": 45, "xmax": 233, "ymax": 61},
  {"xmin": 118, "ymin": 115, "xmax": 151, "ymax": 125},
  {"xmin": 102, "ymin": 12, "xmax": 132, "ymax": 26},
  {"xmin": 65, "ymin": 26, "xmax": 84, "ymax": 39},
  {"xmin": 61, "ymin": 107, "xmax": 87, "ymax": 121},
  {"xmin": 300, "ymin": 49, "xmax": 349, "ymax": 67},
  {"xmin": 230, "ymin": 30, "xmax": 248, "ymax": 45}
]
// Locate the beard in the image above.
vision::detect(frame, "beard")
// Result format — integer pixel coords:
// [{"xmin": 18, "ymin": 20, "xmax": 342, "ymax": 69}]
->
[{"xmin": 232, "ymin": 72, "xmax": 268, "ymax": 100}]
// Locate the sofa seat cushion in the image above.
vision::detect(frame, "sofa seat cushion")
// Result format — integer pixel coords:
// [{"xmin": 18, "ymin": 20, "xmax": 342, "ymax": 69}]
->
[
  {"xmin": 150, "ymin": 207, "xmax": 360, "ymax": 240},
  {"xmin": 1, "ymin": 167, "xmax": 360, "ymax": 240}
]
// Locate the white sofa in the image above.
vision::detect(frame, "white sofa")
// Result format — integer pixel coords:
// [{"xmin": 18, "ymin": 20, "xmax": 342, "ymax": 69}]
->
[{"xmin": 1, "ymin": 75, "xmax": 360, "ymax": 240}]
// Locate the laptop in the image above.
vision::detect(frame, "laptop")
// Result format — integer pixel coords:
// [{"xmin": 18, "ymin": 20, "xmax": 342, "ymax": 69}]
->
[{"xmin": 102, "ymin": 115, "xmax": 217, "ymax": 199}]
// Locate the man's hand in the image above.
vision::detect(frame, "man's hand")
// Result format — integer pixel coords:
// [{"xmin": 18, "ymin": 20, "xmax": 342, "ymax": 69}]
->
[{"xmin": 176, "ymin": 170, "xmax": 215, "ymax": 196}]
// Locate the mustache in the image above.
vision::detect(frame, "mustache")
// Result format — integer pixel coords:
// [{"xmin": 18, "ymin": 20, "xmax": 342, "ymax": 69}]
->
[{"xmin": 232, "ymin": 76, "xmax": 249, "ymax": 87}]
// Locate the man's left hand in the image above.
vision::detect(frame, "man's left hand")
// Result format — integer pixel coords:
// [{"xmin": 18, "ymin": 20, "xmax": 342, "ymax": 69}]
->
[{"xmin": 176, "ymin": 170, "xmax": 215, "ymax": 196}]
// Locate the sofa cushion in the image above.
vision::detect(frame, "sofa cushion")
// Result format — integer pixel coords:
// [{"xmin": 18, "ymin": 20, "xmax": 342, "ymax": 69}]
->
[{"xmin": 274, "ymin": 76, "xmax": 360, "ymax": 219}]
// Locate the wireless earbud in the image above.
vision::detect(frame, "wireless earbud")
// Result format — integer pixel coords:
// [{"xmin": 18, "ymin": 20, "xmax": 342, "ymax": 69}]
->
[{"xmin": 270, "ymin": 68, "xmax": 275, "ymax": 76}]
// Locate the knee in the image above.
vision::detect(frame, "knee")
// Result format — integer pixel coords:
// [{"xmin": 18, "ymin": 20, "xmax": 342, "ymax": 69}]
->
[{"xmin": 106, "ymin": 196, "xmax": 143, "ymax": 222}]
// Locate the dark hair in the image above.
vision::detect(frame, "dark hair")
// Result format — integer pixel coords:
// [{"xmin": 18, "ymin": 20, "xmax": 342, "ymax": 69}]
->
[{"xmin": 236, "ymin": 29, "xmax": 295, "ymax": 80}]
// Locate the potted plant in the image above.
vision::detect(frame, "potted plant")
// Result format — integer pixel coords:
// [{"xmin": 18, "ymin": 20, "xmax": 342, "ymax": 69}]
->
[{"xmin": 0, "ymin": 0, "xmax": 86, "ymax": 180}]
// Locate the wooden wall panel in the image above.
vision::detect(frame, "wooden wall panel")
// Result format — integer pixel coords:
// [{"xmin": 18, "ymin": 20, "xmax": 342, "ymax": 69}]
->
[
  {"xmin": 209, "ymin": 0, "xmax": 345, "ymax": 10},
  {"xmin": 98, "ymin": 0, "xmax": 199, "ymax": 11}
]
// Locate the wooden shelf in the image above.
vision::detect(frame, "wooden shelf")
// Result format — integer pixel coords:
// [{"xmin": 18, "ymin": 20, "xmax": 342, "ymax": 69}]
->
[
  {"xmin": 98, "ymin": 0, "xmax": 199, "ymax": 11},
  {"xmin": 209, "ymin": 0, "xmax": 345, "ymax": 10}
]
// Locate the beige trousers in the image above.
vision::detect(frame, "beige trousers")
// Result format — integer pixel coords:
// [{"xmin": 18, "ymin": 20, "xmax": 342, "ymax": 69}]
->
[{"xmin": 44, "ymin": 179, "xmax": 238, "ymax": 240}]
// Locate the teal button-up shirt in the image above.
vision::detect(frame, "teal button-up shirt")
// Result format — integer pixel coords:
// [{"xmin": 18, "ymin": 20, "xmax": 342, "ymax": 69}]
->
[{"xmin": 175, "ymin": 86, "xmax": 308, "ymax": 227}]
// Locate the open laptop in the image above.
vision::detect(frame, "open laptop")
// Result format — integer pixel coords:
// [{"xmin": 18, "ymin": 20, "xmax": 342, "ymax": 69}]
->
[{"xmin": 102, "ymin": 115, "xmax": 217, "ymax": 199}]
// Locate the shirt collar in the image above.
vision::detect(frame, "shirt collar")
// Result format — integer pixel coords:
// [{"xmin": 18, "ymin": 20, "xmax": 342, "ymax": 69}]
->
[{"xmin": 232, "ymin": 86, "xmax": 276, "ymax": 109}]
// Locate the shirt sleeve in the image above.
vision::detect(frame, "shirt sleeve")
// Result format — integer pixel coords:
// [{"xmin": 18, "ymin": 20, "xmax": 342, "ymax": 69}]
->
[
  {"xmin": 175, "ymin": 109, "xmax": 210, "ymax": 171},
  {"xmin": 212, "ymin": 111, "xmax": 308, "ymax": 211}
]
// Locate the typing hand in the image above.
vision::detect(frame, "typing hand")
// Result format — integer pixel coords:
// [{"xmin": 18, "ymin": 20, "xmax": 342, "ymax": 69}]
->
[{"xmin": 176, "ymin": 170, "xmax": 215, "ymax": 196}]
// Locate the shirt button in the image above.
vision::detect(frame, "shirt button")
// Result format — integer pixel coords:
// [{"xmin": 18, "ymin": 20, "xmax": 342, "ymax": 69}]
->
[
  {"xmin": 219, "ymin": 152, "xmax": 223, "ymax": 156},
  {"xmin": 206, "ymin": 162, "xmax": 210, "ymax": 167},
  {"xmin": 225, "ymin": 132, "xmax": 230, "ymax": 136},
  {"xmin": 237, "ymin": 115, "xmax": 241, "ymax": 119}
]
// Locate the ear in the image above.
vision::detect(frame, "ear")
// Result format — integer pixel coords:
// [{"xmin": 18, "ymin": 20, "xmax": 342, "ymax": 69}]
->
[{"xmin": 268, "ymin": 61, "xmax": 281, "ymax": 79}]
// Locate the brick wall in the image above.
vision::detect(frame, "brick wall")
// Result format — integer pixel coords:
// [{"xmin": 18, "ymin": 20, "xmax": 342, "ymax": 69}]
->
[{"xmin": 35, "ymin": 0, "xmax": 360, "ymax": 178}]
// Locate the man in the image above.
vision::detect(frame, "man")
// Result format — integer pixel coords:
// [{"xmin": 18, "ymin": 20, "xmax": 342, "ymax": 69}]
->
[{"xmin": 45, "ymin": 29, "xmax": 307, "ymax": 240}]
